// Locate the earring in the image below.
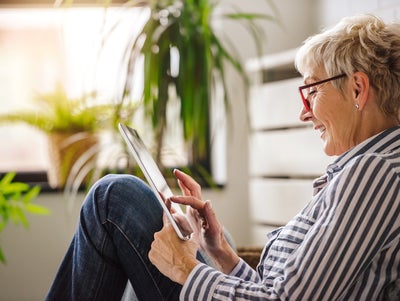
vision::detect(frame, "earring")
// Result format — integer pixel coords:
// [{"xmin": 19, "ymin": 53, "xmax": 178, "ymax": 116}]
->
[{"xmin": 355, "ymin": 104, "xmax": 360, "ymax": 110}]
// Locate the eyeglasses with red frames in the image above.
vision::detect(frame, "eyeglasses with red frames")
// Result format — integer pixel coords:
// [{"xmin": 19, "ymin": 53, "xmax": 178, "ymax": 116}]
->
[{"xmin": 298, "ymin": 73, "xmax": 347, "ymax": 112}]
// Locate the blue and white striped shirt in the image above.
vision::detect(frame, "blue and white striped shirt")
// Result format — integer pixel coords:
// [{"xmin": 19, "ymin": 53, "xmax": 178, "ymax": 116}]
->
[{"xmin": 180, "ymin": 126, "xmax": 400, "ymax": 300}]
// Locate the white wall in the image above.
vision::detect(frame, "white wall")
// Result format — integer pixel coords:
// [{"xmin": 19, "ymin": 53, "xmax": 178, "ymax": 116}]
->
[{"xmin": 2, "ymin": 1, "xmax": 400, "ymax": 300}]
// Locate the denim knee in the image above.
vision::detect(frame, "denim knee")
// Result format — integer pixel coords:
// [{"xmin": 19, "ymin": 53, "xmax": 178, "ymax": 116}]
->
[{"xmin": 87, "ymin": 173, "xmax": 161, "ymax": 223}]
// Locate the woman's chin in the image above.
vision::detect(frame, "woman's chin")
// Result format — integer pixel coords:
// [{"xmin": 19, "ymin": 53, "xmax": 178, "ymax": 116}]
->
[{"xmin": 321, "ymin": 138, "xmax": 335, "ymax": 157}]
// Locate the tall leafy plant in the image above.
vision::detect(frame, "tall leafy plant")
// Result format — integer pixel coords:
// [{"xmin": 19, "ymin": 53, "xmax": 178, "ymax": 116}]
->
[
  {"xmin": 55, "ymin": 0, "xmax": 278, "ymax": 183},
  {"xmin": 122, "ymin": 0, "xmax": 278, "ymax": 174}
]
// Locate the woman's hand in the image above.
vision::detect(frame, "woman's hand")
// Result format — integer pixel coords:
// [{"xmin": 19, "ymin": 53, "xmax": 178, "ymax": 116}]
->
[
  {"xmin": 149, "ymin": 213, "xmax": 200, "ymax": 285},
  {"xmin": 169, "ymin": 169, "xmax": 240, "ymax": 274}
]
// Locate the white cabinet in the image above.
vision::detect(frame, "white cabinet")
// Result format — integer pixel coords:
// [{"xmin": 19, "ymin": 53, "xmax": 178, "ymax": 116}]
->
[{"xmin": 246, "ymin": 50, "xmax": 334, "ymax": 245}]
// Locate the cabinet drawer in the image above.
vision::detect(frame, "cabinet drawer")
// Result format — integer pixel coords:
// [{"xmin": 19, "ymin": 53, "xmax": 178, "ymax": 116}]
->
[
  {"xmin": 249, "ymin": 77, "xmax": 304, "ymax": 130},
  {"xmin": 249, "ymin": 178, "xmax": 313, "ymax": 225},
  {"xmin": 249, "ymin": 128, "xmax": 334, "ymax": 177},
  {"xmin": 251, "ymin": 224, "xmax": 279, "ymax": 246}
]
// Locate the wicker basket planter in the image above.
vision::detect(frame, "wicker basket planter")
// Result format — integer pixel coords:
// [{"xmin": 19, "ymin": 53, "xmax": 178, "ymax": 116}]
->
[{"xmin": 47, "ymin": 132, "xmax": 98, "ymax": 189}]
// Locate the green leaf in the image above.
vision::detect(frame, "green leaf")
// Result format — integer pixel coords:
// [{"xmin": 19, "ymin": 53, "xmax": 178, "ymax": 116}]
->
[
  {"xmin": 24, "ymin": 204, "xmax": 51, "ymax": 215},
  {"xmin": 0, "ymin": 220, "xmax": 6, "ymax": 233},
  {"xmin": 22, "ymin": 185, "xmax": 41, "ymax": 204},
  {"xmin": 0, "ymin": 245, "xmax": 6, "ymax": 264},
  {"xmin": 9, "ymin": 206, "xmax": 29, "ymax": 228},
  {"xmin": 1, "ymin": 182, "xmax": 29, "ymax": 196},
  {"xmin": 0, "ymin": 172, "xmax": 15, "ymax": 187}
]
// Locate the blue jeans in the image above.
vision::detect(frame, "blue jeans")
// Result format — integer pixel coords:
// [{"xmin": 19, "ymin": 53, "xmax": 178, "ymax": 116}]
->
[{"xmin": 46, "ymin": 174, "xmax": 203, "ymax": 301}]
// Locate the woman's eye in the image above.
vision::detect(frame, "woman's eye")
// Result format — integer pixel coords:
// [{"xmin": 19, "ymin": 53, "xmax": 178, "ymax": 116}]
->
[{"xmin": 309, "ymin": 90, "xmax": 317, "ymax": 97}]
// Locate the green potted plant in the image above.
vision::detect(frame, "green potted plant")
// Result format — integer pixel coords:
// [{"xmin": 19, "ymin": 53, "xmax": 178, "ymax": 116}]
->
[
  {"xmin": 0, "ymin": 172, "xmax": 50, "ymax": 264},
  {"xmin": 0, "ymin": 83, "xmax": 137, "ymax": 189},
  {"xmin": 117, "ymin": 0, "xmax": 278, "ymax": 181}
]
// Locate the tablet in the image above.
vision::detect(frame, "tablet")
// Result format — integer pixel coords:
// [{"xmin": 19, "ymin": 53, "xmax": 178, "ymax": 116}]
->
[{"xmin": 118, "ymin": 123, "xmax": 191, "ymax": 240}]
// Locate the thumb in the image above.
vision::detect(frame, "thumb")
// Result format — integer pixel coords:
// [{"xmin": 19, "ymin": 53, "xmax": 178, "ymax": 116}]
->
[
  {"xmin": 189, "ymin": 228, "xmax": 200, "ymax": 243},
  {"xmin": 162, "ymin": 212, "xmax": 172, "ymax": 225}
]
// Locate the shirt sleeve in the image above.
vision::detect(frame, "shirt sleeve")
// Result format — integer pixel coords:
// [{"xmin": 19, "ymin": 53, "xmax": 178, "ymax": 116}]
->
[{"xmin": 180, "ymin": 259, "xmax": 261, "ymax": 301}]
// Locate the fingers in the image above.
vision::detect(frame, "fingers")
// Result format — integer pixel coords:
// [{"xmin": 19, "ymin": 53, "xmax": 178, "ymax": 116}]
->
[
  {"xmin": 201, "ymin": 200, "xmax": 219, "ymax": 234},
  {"xmin": 169, "ymin": 195, "xmax": 205, "ymax": 211},
  {"xmin": 176, "ymin": 179, "xmax": 191, "ymax": 196},
  {"xmin": 173, "ymin": 169, "xmax": 201, "ymax": 199},
  {"xmin": 170, "ymin": 197, "xmax": 218, "ymax": 233}
]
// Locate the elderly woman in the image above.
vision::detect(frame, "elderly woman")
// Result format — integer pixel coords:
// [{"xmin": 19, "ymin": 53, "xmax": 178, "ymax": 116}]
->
[{"xmin": 47, "ymin": 14, "xmax": 400, "ymax": 300}]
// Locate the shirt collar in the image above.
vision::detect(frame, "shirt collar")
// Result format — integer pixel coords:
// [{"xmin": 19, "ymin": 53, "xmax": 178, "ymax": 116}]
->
[{"xmin": 312, "ymin": 125, "xmax": 400, "ymax": 195}]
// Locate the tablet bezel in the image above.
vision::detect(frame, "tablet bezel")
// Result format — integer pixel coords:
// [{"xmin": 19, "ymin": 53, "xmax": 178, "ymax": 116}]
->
[{"xmin": 118, "ymin": 123, "xmax": 191, "ymax": 241}]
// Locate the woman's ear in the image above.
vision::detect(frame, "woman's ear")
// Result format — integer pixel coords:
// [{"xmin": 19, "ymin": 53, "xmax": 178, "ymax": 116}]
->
[{"xmin": 352, "ymin": 71, "xmax": 370, "ymax": 110}]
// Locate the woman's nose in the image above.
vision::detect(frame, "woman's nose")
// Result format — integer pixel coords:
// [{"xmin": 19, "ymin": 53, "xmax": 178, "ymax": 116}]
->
[{"xmin": 299, "ymin": 105, "xmax": 312, "ymax": 122}]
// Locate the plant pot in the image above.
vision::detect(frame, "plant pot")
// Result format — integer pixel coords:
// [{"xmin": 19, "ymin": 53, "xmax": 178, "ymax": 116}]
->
[{"xmin": 47, "ymin": 132, "xmax": 99, "ymax": 189}]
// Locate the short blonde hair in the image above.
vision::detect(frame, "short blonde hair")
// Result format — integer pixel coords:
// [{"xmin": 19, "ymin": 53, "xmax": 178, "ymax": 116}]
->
[{"xmin": 295, "ymin": 14, "xmax": 400, "ymax": 116}]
